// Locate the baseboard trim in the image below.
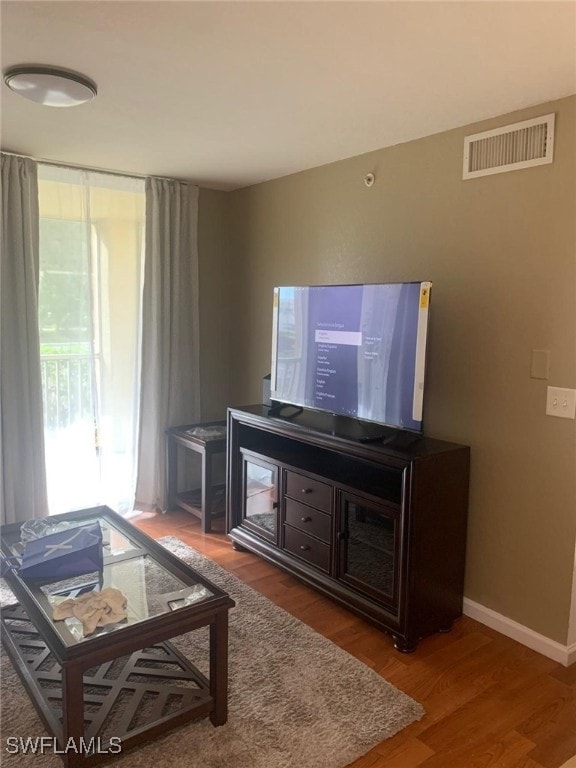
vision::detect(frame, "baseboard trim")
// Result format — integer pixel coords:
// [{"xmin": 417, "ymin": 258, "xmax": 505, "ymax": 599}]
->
[{"xmin": 463, "ymin": 598, "xmax": 574, "ymax": 666}]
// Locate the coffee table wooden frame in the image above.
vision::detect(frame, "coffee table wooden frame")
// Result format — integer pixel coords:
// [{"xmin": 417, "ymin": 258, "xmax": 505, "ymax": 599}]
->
[{"xmin": 0, "ymin": 506, "xmax": 235, "ymax": 767}]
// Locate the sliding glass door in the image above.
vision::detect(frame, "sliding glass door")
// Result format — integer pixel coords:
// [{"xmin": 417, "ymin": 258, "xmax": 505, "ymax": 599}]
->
[{"xmin": 38, "ymin": 166, "xmax": 145, "ymax": 515}]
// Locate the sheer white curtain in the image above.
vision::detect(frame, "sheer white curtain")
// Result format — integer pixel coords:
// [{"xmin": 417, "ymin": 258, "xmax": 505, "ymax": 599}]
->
[
  {"xmin": 0, "ymin": 153, "xmax": 49, "ymax": 524},
  {"xmin": 37, "ymin": 165, "xmax": 145, "ymax": 515},
  {"xmin": 135, "ymin": 178, "xmax": 200, "ymax": 510}
]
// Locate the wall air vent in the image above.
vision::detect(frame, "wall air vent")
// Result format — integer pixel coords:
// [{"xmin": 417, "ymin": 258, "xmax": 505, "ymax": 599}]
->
[{"xmin": 463, "ymin": 113, "xmax": 555, "ymax": 180}]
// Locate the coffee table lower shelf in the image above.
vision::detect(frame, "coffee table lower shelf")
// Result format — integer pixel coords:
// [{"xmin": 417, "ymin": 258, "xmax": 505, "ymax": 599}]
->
[{"xmin": 1, "ymin": 602, "xmax": 214, "ymax": 766}]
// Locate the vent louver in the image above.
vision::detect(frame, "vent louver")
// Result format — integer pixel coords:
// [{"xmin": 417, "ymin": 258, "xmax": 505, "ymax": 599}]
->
[{"xmin": 463, "ymin": 114, "xmax": 555, "ymax": 180}]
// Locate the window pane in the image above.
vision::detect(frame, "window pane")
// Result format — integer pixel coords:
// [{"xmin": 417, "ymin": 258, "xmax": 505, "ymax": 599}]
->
[
  {"xmin": 39, "ymin": 219, "xmax": 91, "ymax": 354},
  {"xmin": 38, "ymin": 166, "xmax": 145, "ymax": 516}
]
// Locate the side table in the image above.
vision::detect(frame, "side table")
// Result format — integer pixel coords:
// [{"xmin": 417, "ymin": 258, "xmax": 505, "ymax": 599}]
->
[{"xmin": 166, "ymin": 421, "xmax": 227, "ymax": 533}]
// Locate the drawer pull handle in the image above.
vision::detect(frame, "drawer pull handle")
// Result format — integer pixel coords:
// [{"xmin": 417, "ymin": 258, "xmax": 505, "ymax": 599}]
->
[
  {"xmin": 299, "ymin": 544, "xmax": 311, "ymax": 552},
  {"xmin": 301, "ymin": 488, "xmax": 313, "ymax": 494},
  {"xmin": 301, "ymin": 516, "xmax": 312, "ymax": 523}
]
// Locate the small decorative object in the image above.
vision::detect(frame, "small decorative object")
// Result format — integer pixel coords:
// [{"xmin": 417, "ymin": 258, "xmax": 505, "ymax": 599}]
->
[
  {"xmin": 20, "ymin": 517, "xmax": 72, "ymax": 543},
  {"xmin": 186, "ymin": 425, "xmax": 226, "ymax": 440},
  {"xmin": 19, "ymin": 523, "xmax": 103, "ymax": 581},
  {"xmin": 52, "ymin": 587, "xmax": 127, "ymax": 636}
]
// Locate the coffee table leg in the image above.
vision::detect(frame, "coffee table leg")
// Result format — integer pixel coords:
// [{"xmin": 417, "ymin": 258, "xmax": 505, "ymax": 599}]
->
[
  {"xmin": 61, "ymin": 661, "xmax": 85, "ymax": 768},
  {"xmin": 209, "ymin": 610, "xmax": 229, "ymax": 726}
]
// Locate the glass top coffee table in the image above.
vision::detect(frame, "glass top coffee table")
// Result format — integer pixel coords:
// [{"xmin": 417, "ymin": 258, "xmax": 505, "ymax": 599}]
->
[{"xmin": 0, "ymin": 506, "xmax": 235, "ymax": 767}]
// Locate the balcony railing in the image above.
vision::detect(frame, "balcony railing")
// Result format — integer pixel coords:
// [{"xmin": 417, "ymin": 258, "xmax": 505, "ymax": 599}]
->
[{"xmin": 40, "ymin": 354, "xmax": 96, "ymax": 432}]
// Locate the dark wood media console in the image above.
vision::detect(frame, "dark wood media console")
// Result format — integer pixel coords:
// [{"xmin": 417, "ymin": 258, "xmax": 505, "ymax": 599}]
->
[{"xmin": 226, "ymin": 405, "xmax": 470, "ymax": 652}]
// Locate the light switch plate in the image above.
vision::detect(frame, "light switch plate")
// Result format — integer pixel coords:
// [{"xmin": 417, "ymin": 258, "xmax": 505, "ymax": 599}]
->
[{"xmin": 546, "ymin": 387, "xmax": 576, "ymax": 419}]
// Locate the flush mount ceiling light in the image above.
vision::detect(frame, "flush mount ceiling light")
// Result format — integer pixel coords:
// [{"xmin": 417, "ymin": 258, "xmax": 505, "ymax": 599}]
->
[{"xmin": 3, "ymin": 65, "xmax": 97, "ymax": 107}]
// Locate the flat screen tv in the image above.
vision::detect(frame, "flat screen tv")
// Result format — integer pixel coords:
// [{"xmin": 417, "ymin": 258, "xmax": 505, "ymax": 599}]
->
[{"xmin": 270, "ymin": 281, "xmax": 432, "ymax": 434}]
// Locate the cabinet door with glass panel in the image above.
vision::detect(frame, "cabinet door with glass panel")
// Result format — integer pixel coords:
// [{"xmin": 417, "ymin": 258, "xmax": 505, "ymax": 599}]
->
[
  {"xmin": 336, "ymin": 490, "xmax": 402, "ymax": 612},
  {"xmin": 239, "ymin": 450, "xmax": 279, "ymax": 544}
]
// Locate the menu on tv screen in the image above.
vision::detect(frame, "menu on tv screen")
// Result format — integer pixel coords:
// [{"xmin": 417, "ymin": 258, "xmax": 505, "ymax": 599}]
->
[{"xmin": 271, "ymin": 281, "xmax": 431, "ymax": 432}]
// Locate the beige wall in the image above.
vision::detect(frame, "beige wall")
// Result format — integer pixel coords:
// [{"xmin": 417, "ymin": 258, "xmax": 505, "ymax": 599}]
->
[{"xmin": 213, "ymin": 95, "xmax": 576, "ymax": 644}]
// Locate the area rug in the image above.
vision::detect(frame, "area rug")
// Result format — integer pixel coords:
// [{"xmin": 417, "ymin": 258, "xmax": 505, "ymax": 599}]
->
[{"xmin": 0, "ymin": 536, "xmax": 424, "ymax": 767}]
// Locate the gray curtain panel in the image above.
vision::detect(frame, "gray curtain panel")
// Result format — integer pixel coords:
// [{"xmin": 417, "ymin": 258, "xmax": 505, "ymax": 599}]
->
[
  {"xmin": 135, "ymin": 178, "xmax": 200, "ymax": 510},
  {"xmin": 0, "ymin": 153, "xmax": 49, "ymax": 524}
]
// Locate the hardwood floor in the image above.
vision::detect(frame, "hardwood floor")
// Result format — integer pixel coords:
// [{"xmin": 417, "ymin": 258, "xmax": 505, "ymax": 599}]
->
[{"xmin": 132, "ymin": 509, "xmax": 576, "ymax": 768}]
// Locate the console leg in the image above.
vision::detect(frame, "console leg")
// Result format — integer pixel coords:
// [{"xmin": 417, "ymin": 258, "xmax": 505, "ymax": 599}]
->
[{"xmin": 393, "ymin": 635, "xmax": 418, "ymax": 653}]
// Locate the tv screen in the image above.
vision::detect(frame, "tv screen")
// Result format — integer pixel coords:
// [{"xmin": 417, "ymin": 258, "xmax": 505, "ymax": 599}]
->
[{"xmin": 270, "ymin": 281, "xmax": 431, "ymax": 433}]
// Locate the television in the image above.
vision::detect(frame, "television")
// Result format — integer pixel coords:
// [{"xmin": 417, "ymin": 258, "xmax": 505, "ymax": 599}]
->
[{"xmin": 270, "ymin": 281, "xmax": 432, "ymax": 436}]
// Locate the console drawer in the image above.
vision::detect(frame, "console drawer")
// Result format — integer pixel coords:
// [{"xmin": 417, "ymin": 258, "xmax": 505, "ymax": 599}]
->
[
  {"xmin": 284, "ymin": 525, "xmax": 330, "ymax": 572},
  {"xmin": 284, "ymin": 471, "xmax": 331, "ymax": 513},
  {"xmin": 284, "ymin": 498, "xmax": 331, "ymax": 542}
]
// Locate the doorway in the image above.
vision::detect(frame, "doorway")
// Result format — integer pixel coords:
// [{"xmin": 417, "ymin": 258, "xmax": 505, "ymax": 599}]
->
[{"xmin": 38, "ymin": 166, "xmax": 145, "ymax": 515}]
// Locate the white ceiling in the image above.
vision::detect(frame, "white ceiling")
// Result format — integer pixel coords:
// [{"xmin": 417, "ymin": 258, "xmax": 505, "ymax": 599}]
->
[{"xmin": 1, "ymin": 1, "xmax": 575, "ymax": 191}]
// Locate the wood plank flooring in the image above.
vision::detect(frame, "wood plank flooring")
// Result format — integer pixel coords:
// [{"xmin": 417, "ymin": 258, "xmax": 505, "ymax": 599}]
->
[{"xmin": 131, "ymin": 509, "xmax": 575, "ymax": 768}]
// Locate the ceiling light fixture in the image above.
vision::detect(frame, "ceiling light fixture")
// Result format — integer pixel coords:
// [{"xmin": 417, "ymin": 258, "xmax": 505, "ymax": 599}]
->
[{"xmin": 3, "ymin": 65, "xmax": 97, "ymax": 107}]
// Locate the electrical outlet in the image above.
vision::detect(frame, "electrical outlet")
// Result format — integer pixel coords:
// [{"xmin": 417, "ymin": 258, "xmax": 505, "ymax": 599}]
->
[{"xmin": 546, "ymin": 387, "xmax": 576, "ymax": 419}]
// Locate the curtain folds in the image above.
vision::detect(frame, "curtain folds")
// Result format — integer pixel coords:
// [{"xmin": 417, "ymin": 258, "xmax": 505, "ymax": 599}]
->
[
  {"xmin": 0, "ymin": 153, "xmax": 49, "ymax": 524},
  {"xmin": 135, "ymin": 178, "xmax": 201, "ymax": 510}
]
